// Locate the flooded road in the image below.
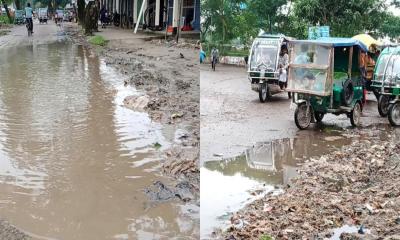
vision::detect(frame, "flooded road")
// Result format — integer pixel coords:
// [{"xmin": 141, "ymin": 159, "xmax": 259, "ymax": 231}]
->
[{"xmin": 0, "ymin": 43, "xmax": 197, "ymax": 239}]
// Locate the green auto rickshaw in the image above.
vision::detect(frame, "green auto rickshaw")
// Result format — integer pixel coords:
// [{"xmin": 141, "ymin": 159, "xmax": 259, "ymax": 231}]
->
[
  {"xmin": 371, "ymin": 45, "xmax": 400, "ymax": 125},
  {"xmin": 287, "ymin": 38, "xmax": 368, "ymax": 129}
]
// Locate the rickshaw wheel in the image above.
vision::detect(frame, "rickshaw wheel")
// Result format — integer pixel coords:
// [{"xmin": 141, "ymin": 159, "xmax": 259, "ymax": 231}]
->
[
  {"xmin": 342, "ymin": 79, "xmax": 354, "ymax": 106},
  {"xmin": 294, "ymin": 102, "xmax": 311, "ymax": 130},
  {"xmin": 388, "ymin": 102, "xmax": 400, "ymax": 126},
  {"xmin": 314, "ymin": 112, "xmax": 324, "ymax": 122},
  {"xmin": 350, "ymin": 102, "xmax": 362, "ymax": 127},
  {"xmin": 378, "ymin": 95, "xmax": 390, "ymax": 117},
  {"xmin": 259, "ymin": 84, "xmax": 270, "ymax": 103}
]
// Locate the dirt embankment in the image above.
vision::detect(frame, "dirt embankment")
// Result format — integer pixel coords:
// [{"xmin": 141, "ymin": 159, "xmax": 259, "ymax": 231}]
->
[
  {"xmin": 223, "ymin": 128, "xmax": 400, "ymax": 240},
  {"xmin": 65, "ymin": 24, "xmax": 200, "ymax": 195}
]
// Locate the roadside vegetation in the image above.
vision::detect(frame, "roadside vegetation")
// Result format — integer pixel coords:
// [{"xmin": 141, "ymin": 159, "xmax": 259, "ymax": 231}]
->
[
  {"xmin": 88, "ymin": 35, "xmax": 107, "ymax": 46},
  {"xmin": 201, "ymin": 0, "xmax": 400, "ymax": 53}
]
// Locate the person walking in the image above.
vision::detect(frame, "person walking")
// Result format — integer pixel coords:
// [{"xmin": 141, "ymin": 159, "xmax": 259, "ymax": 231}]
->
[{"xmin": 25, "ymin": 3, "xmax": 33, "ymax": 34}]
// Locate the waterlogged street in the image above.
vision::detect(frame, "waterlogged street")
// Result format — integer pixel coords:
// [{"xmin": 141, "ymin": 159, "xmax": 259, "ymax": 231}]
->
[
  {"xmin": 0, "ymin": 22, "xmax": 198, "ymax": 239},
  {"xmin": 200, "ymin": 64, "xmax": 394, "ymax": 238}
]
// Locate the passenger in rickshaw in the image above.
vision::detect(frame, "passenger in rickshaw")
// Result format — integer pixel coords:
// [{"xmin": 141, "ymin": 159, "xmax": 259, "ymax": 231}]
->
[
  {"xmin": 359, "ymin": 50, "xmax": 380, "ymax": 103},
  {"xmin": 278, "ymin": 45, "xmax": 289, "ymax": 90}
]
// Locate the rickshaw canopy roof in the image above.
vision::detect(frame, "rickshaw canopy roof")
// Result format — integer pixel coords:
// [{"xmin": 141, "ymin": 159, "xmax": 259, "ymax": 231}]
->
[
  {"xmin": 289, "ymin": 37, "xmax": 368, "ymax": 52},
  {"xmin": 352, "ymin": 34, "xmax": 382, "ymax": 52},
  {"xmin": 256, "ymin": 33, "xmax": 293, "ymax": 42},
  {"xmin": 380, "ymin": 45, "xmax": 400, "ymax": 55}
]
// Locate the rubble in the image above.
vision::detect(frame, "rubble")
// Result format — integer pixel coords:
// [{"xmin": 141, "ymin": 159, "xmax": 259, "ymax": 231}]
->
[{"xmin": 223, "ymin": 129, "xmax": 400, "ymax": 239}]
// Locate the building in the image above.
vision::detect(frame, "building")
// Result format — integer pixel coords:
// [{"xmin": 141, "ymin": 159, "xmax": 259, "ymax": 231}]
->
[{"xmin": 98, "ymin": 0, "xmax": 200, "ymax": 33}]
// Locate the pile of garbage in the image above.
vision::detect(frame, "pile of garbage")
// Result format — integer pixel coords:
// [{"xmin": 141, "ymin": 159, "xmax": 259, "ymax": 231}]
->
[{"xmin": 225, "ymin": 129, "xmax": 400, "ymax": 239}]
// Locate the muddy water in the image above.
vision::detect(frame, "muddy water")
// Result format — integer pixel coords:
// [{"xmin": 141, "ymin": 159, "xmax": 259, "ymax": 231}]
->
[
  {"xmin": 0, "ymin": 43, "xmax": 197, "ymax": 239},
  {"xmin": 200, "ymin": 126, "xmax": 382, "ymax": 238}
]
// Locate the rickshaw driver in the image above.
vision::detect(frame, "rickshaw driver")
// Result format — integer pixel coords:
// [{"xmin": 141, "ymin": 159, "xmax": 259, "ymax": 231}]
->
[{"xmin": 278, "ymin": 45, "xmax": 289, "ymax": 90}]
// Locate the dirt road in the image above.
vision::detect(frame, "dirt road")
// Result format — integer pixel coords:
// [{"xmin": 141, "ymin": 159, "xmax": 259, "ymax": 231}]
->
[{"xmin": 200, "ymin": 64, "xmax": 387, "ymax": 164}]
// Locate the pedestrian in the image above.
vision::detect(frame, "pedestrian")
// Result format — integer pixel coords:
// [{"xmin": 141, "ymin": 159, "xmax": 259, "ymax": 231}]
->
[
  {"xmin": 25, "ymin": 3, "xmax": 33, "ymax": 34},
  {"xmin": 211, "ymin": 47, "xmax": 219, "ymax": 70}
]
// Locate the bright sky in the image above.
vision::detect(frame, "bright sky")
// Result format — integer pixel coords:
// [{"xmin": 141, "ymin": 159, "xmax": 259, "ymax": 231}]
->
[{"xmin": 388, "ymin": 0, "xmax": 400, "ymax": 16}]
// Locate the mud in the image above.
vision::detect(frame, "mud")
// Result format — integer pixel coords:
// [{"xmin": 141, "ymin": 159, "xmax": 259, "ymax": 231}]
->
[
  {"xmin": 200, "ymin": 63, "xmax": 397, "ymax": 239},
  {"xmin": 0, "ymin": 22, "xmax": 199, "ymax": 239},
  {"xmin": 0, "ymin": 220, "xmax": 30, "ymax": 240},
  {"xmin": 223, "ymin": 127, "xmax": 400, "ymax": 239},
  {"xmin": 200, "ymin": 64, "xmax": 387, "ymax": 164},
  {"xmin": 200, "ymin": 127, "xmax": 367, "ymax": 238},
  {"xmin": 83, "ymin": 30, "xmax": 200, "ymax": 186}
]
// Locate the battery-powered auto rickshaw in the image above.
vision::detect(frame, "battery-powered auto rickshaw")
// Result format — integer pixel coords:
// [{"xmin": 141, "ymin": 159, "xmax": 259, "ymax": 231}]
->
[
  {"xmin": 371, "ymin": 45, "xmax": 400, "ymax": 125},
  {"xmin": 287, "ymin": 38, "xmax": 368, "ymax": 129},
  {"xmin": 248, "ymin": 34, "xmax": 292, "ymax": 102}
]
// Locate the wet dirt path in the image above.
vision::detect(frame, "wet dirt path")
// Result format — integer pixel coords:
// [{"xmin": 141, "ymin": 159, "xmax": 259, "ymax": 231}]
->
[
  {"xmin": 0, "ymin": 42, "xmax": 197, "ymax": 239},
  {"xmin": 200, "ymin": 64, "xmax": 391, "ymax": 238},
  {"xmin": 200, "ymin": 64, "xmax": 387, "ymax": 164}
]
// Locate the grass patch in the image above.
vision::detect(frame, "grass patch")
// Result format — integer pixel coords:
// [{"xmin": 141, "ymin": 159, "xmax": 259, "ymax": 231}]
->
[
  {"xmin": 153, "ymin": 142, "xmax": 162, "ymax": 149},
  {"xmin": 88, "ymin": 35, "xmax": 108, "ymax": 46},
  {"xmin": 260, "ymin": 235, "xmax": 273, "ymax": 240}
]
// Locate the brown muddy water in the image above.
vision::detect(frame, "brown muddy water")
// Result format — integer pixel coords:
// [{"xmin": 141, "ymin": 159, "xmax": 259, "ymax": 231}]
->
[
  {"xmin": 200, "ymin": 125, "xmax": 390, "ymax": 239},
  {"xmin": 0, "ymin": 43, "xmax": 198, "ymax": 239}
]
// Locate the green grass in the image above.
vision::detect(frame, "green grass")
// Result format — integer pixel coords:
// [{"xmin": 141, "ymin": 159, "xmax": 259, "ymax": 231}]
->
[
  {"xmin": 0, "ymin": 15, "xmax": 12, "ymax": 24},
  {"xmin": 260, "ymin": 235, "xmax": 273, "ymax": 240},
  {"xmin": 88, "ymin": 35, "xmax": 108, "ymax": 46},
  {"xmin": 153, "ymin": 142, "xmax": 162, "ymax": 149}
]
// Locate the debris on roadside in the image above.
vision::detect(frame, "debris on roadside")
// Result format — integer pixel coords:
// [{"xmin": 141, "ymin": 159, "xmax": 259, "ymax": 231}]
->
[
  {"xmin": 222, "ymin": 128, "xmax": 400, "ymax": 239},
  {"xmin": 0, "ymin": 219, "xmax": 31, "ymax": 240}
]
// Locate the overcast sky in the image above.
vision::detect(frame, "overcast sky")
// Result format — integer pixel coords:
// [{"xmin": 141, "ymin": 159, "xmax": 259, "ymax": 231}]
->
[{"xmin": 388, "ymin": 0, "xmax": 400, "ymax": 16}]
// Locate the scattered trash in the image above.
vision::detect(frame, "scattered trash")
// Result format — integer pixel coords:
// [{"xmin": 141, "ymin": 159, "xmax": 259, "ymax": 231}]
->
[
  {"xmin": 123, "ymin": 95, "xmax": 150, "ymax": 111},
  {"xmin": 222, "ymin": 128, "xmax": 400, "ymax": 239},
  {"xmin": 171, "ymin": 112, "xmax": 184, "ymax": 119}
]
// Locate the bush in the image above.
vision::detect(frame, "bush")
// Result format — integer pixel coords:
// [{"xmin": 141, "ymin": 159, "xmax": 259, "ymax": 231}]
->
[
  {"xmin": 202, "ymin": 42, "xmax": 249, "ymax": 57},
  {"xmin": 88, "ymin": 35, "xmax": 108, "ymax": 46},
  {"xmin": 0, "ymin": 15, "xmax": 12, "ymax": 24}
]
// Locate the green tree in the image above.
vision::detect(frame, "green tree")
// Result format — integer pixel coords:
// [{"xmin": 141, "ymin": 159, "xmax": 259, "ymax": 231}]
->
[
  {"xmin": 379, "ymin": 13, "xmax": 400, "ymax": 40},
  {"xmin": 201, "ymin": 0, "xmax": 244, "ymax": 43},
  {"xmin": 1, "ymin": 0, "xmax": 12, "ymax": 23},
  {"xmin": 293, "ymin": 0, "xmax": 387, "ymax": 37}
]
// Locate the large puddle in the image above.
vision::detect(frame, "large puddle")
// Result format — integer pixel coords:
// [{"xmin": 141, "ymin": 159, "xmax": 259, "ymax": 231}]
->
[
  {"xmin": 0, "ymin": 43, "xmax": 198, "ymax": 239},
  {"xmin": 200, "ymin": 125, "xmax": 388, "ymax": 239}
]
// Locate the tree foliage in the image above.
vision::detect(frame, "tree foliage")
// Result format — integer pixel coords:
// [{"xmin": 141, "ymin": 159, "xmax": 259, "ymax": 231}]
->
[{"xmin": 201, "ymin": 0, "xmax": 400, "ymax": 44}]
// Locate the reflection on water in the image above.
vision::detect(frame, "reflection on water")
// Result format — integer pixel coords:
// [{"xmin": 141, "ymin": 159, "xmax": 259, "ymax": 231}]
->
[
  {"xmin": 200, "ymin": 130, "xmax": 356, "ymax": 239},
  {"xmin": 0, "ymin": 43, "xmax": 196, "ymax": 239}
]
